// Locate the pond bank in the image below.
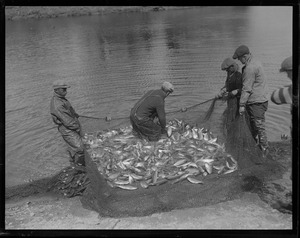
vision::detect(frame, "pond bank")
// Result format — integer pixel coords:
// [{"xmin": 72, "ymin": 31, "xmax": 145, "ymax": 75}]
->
[
  {"xmin": 5, "ymin": 140, "xmax": 293, "ymax": 230},
  {"xmin": 5, "ymin": 6, "xmax": 191, "ymax": 21}
]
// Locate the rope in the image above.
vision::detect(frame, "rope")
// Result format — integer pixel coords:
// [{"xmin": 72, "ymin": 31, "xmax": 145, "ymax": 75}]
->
[{"xmin": 79, "ymin": 97, "xmax": 216, "ymax": 121}]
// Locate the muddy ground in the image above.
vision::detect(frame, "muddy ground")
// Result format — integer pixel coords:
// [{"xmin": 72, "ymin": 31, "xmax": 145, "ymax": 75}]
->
[{"xmin": 4, "ymin": 140, "xmax": 295, "ymax": 232}]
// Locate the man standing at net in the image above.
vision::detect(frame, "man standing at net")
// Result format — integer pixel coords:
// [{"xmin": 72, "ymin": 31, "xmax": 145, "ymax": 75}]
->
[
  {"xmin": 130, "ymin": 81, "xmax": 174, "ymax": 141},
  {"xmin": 217, "ymin": 57, "xmax": 242, "ymax": 100},
  {"xmin": 270, "ymin": 56, "xmax": 293, "ymax": 211},
  {"xmin": 50, "ymin": 80, "xmax": 85, "ymax": 166},
  {"xmin": 216, "ymin": 57, "xmax": 243, "ymax": 137},
  {"xmin": 233, "ymin": 45, "xmax": 269, "ymax": 157}
]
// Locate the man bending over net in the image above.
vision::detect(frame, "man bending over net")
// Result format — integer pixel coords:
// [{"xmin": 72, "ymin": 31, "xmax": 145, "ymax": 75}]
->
[{"xmin": 130, "ymin": 81, "xmax": 174, "ymax": 141}]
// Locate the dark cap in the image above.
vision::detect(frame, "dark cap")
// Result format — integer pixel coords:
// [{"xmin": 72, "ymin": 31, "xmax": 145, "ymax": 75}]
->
[
  {"xmin": 221, "ymin": 58, "xmax": 235, "ymax": 70},
  {"xmin": 233, "ymin": 45, "xmax": 250, "ymax": 59},
  {"xmin": 279, "ymin": 56, "xmax": 292, "ymax": 72}
]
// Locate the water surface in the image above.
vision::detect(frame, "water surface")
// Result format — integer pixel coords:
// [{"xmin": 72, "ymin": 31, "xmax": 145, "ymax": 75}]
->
[{"xmin": 5, "ymin": 6, "xmax": 293, "ymax": 187}]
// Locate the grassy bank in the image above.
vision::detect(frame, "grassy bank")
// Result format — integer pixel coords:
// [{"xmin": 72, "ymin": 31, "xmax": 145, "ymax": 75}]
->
[{"xmin": 5, "ymin": 6, "xmax": 189, "ymax": 21}]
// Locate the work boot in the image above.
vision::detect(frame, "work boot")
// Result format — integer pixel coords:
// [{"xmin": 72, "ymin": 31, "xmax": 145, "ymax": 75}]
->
[{"xmin": 260, "ymin": 146, "xmax": 269, "ymax": 158}]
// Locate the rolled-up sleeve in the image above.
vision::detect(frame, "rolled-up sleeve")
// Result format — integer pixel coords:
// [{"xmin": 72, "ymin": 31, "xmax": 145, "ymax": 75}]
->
[{"xmin": 240, "ymin": 66, "xmax": 255, "ymax": 106}]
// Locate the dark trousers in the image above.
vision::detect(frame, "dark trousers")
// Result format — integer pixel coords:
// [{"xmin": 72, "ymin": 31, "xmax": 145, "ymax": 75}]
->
[
  {"xmin": 58, "ymin": 125, "xmax": 85, "ymax": 165},
  {"xmin": 130, "ymin": 114, "xmax": 162, "ymax": 141},
  {"xmin": 246, "ymin": 101, "xmax": 268, "ymax": 149}
]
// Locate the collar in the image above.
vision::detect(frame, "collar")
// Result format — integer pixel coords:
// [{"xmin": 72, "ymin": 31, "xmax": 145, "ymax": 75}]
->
[
  {"xmin": 53, "ymin": 91, "xmax": 66, "ymax": 99},
  {"xmin": 160, "ymin": 89, "xmax": 169, "ymax": 99},
  {"xmin": 245, "ymin": 53, "xmax": 252, "ymax": 66}
]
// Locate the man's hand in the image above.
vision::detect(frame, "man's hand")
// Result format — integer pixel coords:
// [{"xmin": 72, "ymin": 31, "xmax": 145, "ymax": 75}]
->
[
  {"xmin": 230, "ymin": 89, "xmax": 238, "ymax": 96},
  {"xmin": 216, "ymin": 88, "xmax": 227, "ymax": 99},
  {"xmin": 239, "ymin": 106, "xmax": 245, "ymax": 115}
]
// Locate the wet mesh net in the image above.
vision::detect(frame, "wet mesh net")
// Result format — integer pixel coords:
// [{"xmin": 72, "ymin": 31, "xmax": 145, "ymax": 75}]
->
[{"xmin": 77, "ymin": 96, "xmax": 282, "ymax": 218}]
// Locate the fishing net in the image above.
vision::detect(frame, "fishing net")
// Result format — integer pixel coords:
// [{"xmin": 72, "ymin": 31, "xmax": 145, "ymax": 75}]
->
[
  {"xmin": 76, "ymin": 95, "xmax": 283, "ymax": 218},
  {"xmin": 5, "ymin": 95, "xmax": 286, "ymax": 217}
]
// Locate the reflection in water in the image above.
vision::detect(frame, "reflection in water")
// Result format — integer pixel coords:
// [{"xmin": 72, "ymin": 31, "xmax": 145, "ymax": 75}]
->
[
  {"xmin": 165, "ymin": 27, "xmax": 180, "ymax": 50},
  {"xmin": 5, "ymin": 7, "xmax": 292, "ymax": 187}
]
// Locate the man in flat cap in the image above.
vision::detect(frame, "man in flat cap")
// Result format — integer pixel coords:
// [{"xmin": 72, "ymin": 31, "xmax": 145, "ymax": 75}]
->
[
  {"xmin": 216, "ymin": 57, "xmax": 242, "ymax": 100},
  {"xmin": 271, "ymin": 56, "xmax": 293, "ymax": 105},
  {"xmin": 270, "ymin": 56, "xmax": 293, "ymax": 211},
  {"xmin": 216, "ymin": 57, "xmax": 243, "ymax": 136},
  {"xmin": 50, "ymin": 80, "xmax": 85, "ymax": 166},
  {"xmin": 233, "ymin": 45, "xmax": 269, "ymax": 156},
  {"xmin": 271, "ymin": 56, "xmax": 294, "ymax": 141},
  {"xmin": 130, "ymin": 81, "xmax": 174, "ymax": 141}
]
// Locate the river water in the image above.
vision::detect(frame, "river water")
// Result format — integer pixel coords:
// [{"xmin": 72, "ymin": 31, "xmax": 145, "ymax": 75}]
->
[{"xmin": 5, "ymin": 7, "xmax": 292, "ymax": 187}]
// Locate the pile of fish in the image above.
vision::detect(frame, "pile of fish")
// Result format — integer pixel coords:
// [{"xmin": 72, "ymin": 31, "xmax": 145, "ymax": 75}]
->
[
  {"xmin": 52, "ymin": 165, "xmax": 90, "ymax": 197},
  {"xmin": 82, "ymin": 119, "xmax": 238, "ymax": 191}
]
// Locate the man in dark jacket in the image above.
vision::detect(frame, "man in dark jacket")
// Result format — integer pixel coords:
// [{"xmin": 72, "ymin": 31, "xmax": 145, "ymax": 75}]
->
[
  {"xmin": 216, "ymin": 57, "xmax": 243, "ymax": 137},
  {"xmin": 216, "ymin": 57, "xmax": 243, "ymax": 100},
  {"xmin": 130, "ymin": 81, "xmax": 174, "ymax": 141},
  {"xmin": 50, "ymin": 80, "xmax": 85, "ymax": 166}
]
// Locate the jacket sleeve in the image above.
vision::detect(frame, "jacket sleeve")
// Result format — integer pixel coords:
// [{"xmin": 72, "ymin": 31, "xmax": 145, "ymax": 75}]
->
[
  {"xmin": 271, "ymin": 85, "xmax": 292, "ymax": 105},
  {"xmin": 155, "ymin": 97, "xmax": 166, "ymax": 129},
  {"xmin": 240, "ymin": 66, "xmax": 255, "ymax": 106},
  {"xmin": 55, "ymin": 104, "xmax": 81, "ymax": 131}
]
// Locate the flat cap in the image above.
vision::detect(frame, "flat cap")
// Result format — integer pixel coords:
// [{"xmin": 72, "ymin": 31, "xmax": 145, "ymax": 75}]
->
[
  {"xmin": 53, "ymin": 80, "xmax": 70, "ymax": 89},
  {"xmin": 221, "ymin": 57, "xmax": 236, "ymax": 70},
  {"xmin": 233, "ymin": 45, "xmax": 250, "ymax": 59},
  {"xmin": 162, "ymin": 81, "xmax": 174, "ymax": 93},
  {"xmin": 279, "ymin": 56, "xmax": 292, "ymax": 72}
]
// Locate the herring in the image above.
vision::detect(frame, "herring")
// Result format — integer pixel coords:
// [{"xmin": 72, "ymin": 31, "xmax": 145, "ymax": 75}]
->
[{"xmin": 83, "ymin": 118, "xmax": 238, "ymax": 190}]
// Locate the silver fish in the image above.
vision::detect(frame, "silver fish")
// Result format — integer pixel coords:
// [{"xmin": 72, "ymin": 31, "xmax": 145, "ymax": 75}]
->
[
  {"xmin": 108, "ymin": 172, "xmax": 120, "ymax": 180},
  {"xmin": 167, "ymin": 127, "xmax": 173, "ymax": 137},
  {"xmin": 114, "ymin": 179, "xmax": 130, "ymax": 185},
  {"xmin": 204, "ymin": 163, "xmax": 213, "ymax": 174},
  {"xmin": 223, "ymin": 168, "xmax": 237, "ymax": 174},
  {"xmin": 174, "ymin": 159, "xmax": 187, "ymax": 166},
  {"xmin": 172, "ymin": 173, "xmax": 190, "ymax": 184},
  {"xmin": 191, "ymin": 129, "xmax": 197, "ymax": 139},
  {"xmin": 116, "ymin": 185, "xmax": 138, "ymax": 190},
  {"xmin": 187, "ymin": 177, "xmax": 203, "ymax": 184},
  {"xmin": 140, "ymin": 181, "xmax": 149, "ymax": 188},
  {"xmin": 186, "ymin": 168, "xmax": 200, "ymax": 175},
  {"xmin": 226, "ymin": 161, "xmax": 237, "ymax": 170}
]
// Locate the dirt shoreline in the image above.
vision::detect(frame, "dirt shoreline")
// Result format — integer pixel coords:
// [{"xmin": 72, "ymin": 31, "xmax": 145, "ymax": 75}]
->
[
  {"xmin": 5, "ymin": 6, "xmax": 190, "ymax": 21},
  {"xmin": 5, "ymin": 140, "xmax": 293, "ymax": 229}
]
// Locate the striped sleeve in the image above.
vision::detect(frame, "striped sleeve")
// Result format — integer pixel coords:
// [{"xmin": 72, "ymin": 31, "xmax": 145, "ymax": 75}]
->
[{"xmin": 270, "ymin": 85, "xmax": 292, "ymax": 105}]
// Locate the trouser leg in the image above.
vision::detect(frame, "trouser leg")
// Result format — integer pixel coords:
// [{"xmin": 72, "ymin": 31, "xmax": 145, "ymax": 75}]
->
[
  {"xmin": 246, "ymin": 106, "xmax": 259, "ymax": 143},
  {"xmin": 254, "ymin": 118, "xmax": 269, "ymax": 149},
  {"xmin": 59, "ymin": 126, "xmax": 85, "ymax": 166},
  {"xmin": 130, "ymin": 115, "xmax": 162, "ymax": 141},
  {"xmin": 246, "ymin": 102, "xmax": 269, "ymax": 150},
  {"xmin": 130, "ymin": 114, "xmax": 144, "ymax": 139}
]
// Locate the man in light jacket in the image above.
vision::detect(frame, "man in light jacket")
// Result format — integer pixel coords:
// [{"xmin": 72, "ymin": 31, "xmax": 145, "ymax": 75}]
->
[
  {"xmin": 50, "ymin": 80, "xmax": 85, "ymax": 166},
  {"xmin": 233, "ymin": 45, "xmax": 269, "ymax": 156}
]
